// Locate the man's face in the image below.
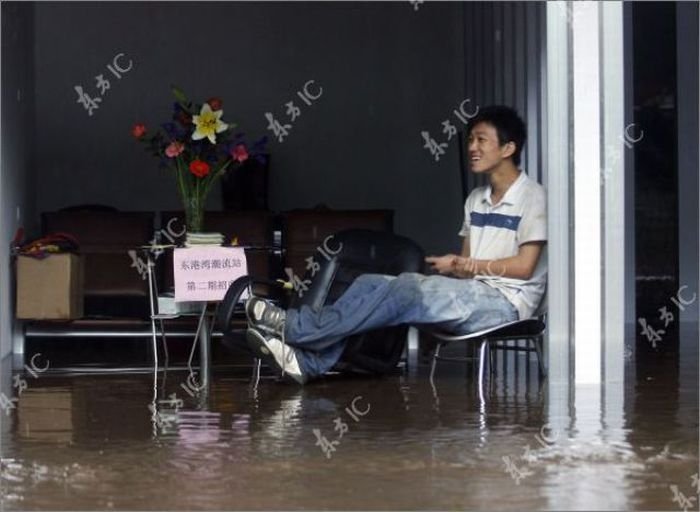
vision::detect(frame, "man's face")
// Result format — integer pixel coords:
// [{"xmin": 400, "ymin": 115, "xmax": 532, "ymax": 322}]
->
[{"xmin": 467, "ymin": 122, "xmax": 512, "ymax": 174}]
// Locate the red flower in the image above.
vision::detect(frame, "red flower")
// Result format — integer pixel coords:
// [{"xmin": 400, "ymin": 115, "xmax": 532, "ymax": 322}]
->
[
  {"xmin": 176, "ymin": 111, "xmax": 191, "ymax": 126},
  {"xmin": 231, "ymin": 144, "xmax": 249, "ymax": 163},
  {"xmin": 189, "ymin": 159, "xmax": 210, "ymax": 178},
  {"xmin": 207, "ymin": 97, "xmax": 223, "ymax": 111},
  {"xmin": 131, "ymin": 123, "xmax": 147, "ymax": 138}
]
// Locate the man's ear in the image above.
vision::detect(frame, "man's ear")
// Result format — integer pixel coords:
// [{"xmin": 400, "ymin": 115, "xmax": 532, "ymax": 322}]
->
[{"xmin": 501, "ymin": 141, "xmax": 516, "ymax": 159}]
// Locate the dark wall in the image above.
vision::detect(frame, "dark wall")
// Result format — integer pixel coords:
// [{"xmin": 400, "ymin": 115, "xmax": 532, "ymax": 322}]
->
[
  {"xmin": 676, "ymin": 1, "xmax": 699, "ymax": 325},
  {"xmin": 33, "ymin": 1, "xmax": 467, "ymax": 254},
  {"xmin": 1, "ymin": 1, "xmax": 36, "ymax": 359}
]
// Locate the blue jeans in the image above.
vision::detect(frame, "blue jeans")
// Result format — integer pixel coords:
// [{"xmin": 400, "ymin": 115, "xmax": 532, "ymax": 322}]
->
[{"xmin": 284, "ymin": 272, "xmax": 518, "ymax": 378}]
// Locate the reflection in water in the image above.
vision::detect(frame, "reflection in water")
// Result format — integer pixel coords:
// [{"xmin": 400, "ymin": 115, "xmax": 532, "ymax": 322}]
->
[{"xmin": 0, "ymin": 342, "xmax": 697, "ymax": 510}]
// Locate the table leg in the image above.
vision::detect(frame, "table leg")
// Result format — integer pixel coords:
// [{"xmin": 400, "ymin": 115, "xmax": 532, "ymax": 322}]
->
[
  {"xmin": 146, "ymin": 254, "xmax": 159, "ymax": 371},
  {"xmin": 199, "ymin": 315, "xmax": 211, "ymax": 390}
]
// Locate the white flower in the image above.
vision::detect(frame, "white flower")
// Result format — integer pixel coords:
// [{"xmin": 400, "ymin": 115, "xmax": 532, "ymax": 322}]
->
[{"xmin": 191, "ymin": 103, "xmax": 228, "ymax": 144}]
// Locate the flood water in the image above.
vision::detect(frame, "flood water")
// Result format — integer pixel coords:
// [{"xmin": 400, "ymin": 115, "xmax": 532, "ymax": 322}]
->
[{"xmin": 0, "ymin": 333, "xmax": 697, "ymax": 511}]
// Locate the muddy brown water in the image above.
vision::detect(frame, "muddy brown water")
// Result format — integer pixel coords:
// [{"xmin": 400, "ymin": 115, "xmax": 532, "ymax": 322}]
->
[{"xmin": 0, "ymin": 339, "xmax": 697, "ymax": 511}]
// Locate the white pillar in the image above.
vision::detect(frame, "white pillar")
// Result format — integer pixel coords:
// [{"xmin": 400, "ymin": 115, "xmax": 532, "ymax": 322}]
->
[
  {"xmin": 571, "ymin": 1, "xmax": 603, "ymax": 384},
  {"xmin": 547, "ymin": 1, "xmax": 626, "ymax": 386},
  {"xmin": 545, "ymin": 1, "xmax": 628, "ymax": 466},
  {"xmin": 544, "ymin": 1, "xmax": 572, "ymax": 389},
  {"xmin": 600, "ymin": 1, "xmax": 626, "ymax": 384}
]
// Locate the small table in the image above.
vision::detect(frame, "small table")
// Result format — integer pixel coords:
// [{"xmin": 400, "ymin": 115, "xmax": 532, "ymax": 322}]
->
[{"xmin": 140, "ymin": 244, "xmax": 251, "ymax": 391}]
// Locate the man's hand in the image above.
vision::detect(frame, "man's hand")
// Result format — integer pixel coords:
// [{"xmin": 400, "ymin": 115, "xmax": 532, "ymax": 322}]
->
[
  {"xmin": 425, "ymin": 254, "xmax": 458, "ymax": 275},
  {"xmin": 453, "ymin": 256, "xmax": 477, "ymax": 278}
]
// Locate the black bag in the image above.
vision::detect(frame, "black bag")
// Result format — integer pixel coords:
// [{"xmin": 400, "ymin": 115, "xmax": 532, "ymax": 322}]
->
[{"xmin": 217, "ymin": 229, "xmax": 425, "ymax": 375}]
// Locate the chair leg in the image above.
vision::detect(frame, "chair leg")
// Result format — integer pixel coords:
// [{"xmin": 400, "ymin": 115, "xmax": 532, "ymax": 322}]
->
[
  {"xmin": 478, "ymin": 339, "xmax": 489, "ymax": 402},
  {"xmin": 251, "ymin": 358, "xmax": 262, "ymax": 387},
  {"xmin": 149, "ymin": 309, "xmax": 159, "ymax": 370},
  {"xmin": 406, "ymin": 326, "xmax": 419, "ymax": 373},
  {"xmin": 429, "ymin": 343, "xmax": 442, "ymax": 382},
  {"xmin": 533, "ymin": 336, "xmax": 547, "ymax": 378},
  {"xmin": 249, "ymin": 358, "xmax": 262, "ymax": 400},
  {"xmin": 158, "ymin": 319, "xmax": 169, "ymax": 368}
]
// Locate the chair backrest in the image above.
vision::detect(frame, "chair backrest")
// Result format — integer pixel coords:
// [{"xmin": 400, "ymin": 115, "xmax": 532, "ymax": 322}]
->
[
  {"xmin": 290, "ymin": 229, "xmax": 424, "ymax": 374},
  {"xmin": 281, "ymin": 208, "xmax": 394, "ymax": 279},
  {"xmin": 42, "ymin": 210, "xmax": 155, "ymax": 318}
]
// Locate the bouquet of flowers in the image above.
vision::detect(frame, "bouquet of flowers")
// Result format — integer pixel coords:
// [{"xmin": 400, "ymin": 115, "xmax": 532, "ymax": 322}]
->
[{"xmin": 132, "ymin": 86, "xmax": 267, "ymax": 233}]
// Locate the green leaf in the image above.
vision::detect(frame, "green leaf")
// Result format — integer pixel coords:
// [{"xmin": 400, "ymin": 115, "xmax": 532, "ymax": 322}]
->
[{"xmin": 171, "ymin": 85, "xmax": 188, "ymax": 105}]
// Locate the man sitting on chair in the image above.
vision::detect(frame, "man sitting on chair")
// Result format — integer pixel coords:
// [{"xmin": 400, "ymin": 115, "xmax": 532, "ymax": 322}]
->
[{"xmin": 245, "ymin": 105, "xmax": 547, "ymax": 384}]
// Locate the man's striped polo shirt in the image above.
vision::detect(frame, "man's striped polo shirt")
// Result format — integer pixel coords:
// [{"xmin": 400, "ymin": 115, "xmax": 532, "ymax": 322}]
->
[{"xmin": 458, "ymin": 170, "xmax": 547, "ymax": 320}]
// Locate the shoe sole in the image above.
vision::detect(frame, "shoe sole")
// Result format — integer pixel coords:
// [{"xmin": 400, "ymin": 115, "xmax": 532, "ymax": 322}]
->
[
  {"xmin": 246, "ymin": 327, "xmax": 276, "ymax": 360},
  {"xmin": 245, "ymin": 328, "xmax": 305, "ymax": 385}
]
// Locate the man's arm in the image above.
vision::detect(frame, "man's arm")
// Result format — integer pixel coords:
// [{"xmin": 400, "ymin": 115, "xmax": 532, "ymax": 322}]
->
[
  {"xmin": 452, "ymin": 241, "xmax": 545, "ymax": 280},
  {"xmin": 460, "ymin": 237, "xmax": 470, "ymax": 258}
]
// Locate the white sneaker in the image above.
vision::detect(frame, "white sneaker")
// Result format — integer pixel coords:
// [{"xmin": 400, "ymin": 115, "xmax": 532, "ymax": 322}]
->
[
  {"xmin": 246, "ymin": 327, "xmax": 307, "ymax": 385},
  {"xmin": 245, "ymin": 297, "xmax": 286, "ymax": 338}
]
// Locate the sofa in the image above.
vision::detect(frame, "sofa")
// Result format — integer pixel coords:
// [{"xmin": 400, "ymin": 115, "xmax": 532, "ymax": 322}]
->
[{"xmin": 21, "ymin": 207, "xmax": 395, "ymax": 346}]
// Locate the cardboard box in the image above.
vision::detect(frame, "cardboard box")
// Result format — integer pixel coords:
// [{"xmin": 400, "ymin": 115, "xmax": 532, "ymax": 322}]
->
[
  {"xmin": 18, "ymin": 390, "xmax": 73, "ymax": 443},
  {"xmin": 16, "ymin": 253, "xmax": 84, "ymax": 319}
]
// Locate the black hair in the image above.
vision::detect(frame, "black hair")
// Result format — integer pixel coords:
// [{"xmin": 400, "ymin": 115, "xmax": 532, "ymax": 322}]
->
[{"xmin": 466, "ymin": 105, "xmax": 527, "ymax": 166}]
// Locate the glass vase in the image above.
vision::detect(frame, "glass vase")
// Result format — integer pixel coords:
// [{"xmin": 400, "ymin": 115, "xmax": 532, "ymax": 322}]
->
[{"xmin": 183, "ymin": 195, "xmax": 204, "ymax": 234}]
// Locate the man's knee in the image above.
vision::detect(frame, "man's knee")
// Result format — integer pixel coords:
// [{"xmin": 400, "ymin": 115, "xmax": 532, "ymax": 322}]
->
[
  {"xmin": 354, "ymin": 273, "xmax": 394, "ymax": 289},
  {"xmin": 389, "ymin": 272, "xmax": 423, "ymax": 305}
]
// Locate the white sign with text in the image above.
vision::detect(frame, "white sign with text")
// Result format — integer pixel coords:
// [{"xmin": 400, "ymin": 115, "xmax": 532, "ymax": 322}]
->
[{"xmin": 173, "ymin": 247, "xmax": 248, "ymax": 302}]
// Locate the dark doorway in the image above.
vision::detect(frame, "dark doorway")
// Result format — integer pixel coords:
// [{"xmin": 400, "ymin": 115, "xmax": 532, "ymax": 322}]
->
[{"xmin": 632, "ymin": 1, "xmax": 679, "ymax": 360}]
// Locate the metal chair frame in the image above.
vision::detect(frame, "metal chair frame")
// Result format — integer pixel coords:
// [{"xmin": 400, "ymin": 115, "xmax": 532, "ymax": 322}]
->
[{"xmin": 427, "ymin": 314, "xmax": 547, "ymax": 402}]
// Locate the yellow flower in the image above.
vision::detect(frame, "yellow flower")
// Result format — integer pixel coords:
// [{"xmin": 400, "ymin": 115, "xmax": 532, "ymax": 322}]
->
[{"xmin": 191, "ymin": 103, "xmax": 228, "ymax": 144}]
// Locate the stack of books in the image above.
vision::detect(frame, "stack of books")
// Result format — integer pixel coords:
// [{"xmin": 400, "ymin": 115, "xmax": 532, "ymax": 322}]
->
[
  {"xmin": 185, "ymin": 232, "xmax": 224, "ymax": 247},
  {"xmin": 156, "ymin": 292, "xmax": 202, "ymax": 315}
]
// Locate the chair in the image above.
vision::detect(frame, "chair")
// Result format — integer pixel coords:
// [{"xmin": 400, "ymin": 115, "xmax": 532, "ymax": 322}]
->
[
  {"xmin": 292, "ymin": 228, "xmax": 424, "ymax": 375},
  {"xmin": 425, "ymin": 293, "xmax": 547, "ymax": 402},
  {"xmin": 41, "ymin": 210, "xmax": 156, "ymax": 318},
  {"xmin": 216, "ymin": 228, "xmax": 425, "ymax": 378}
]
